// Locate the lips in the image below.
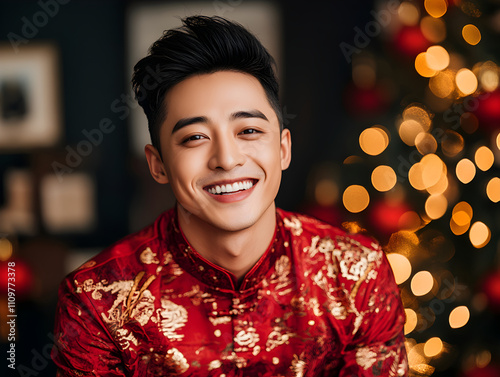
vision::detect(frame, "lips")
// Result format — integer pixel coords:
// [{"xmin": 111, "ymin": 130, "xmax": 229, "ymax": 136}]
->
[{"xmin": 204, "ymin": 179, "xmax": 257, "ymax": 195}]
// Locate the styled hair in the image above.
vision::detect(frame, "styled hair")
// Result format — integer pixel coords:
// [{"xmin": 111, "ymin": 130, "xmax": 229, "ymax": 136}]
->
[{"xmin": 132, "ymin": 15, "xmax": 283, "ymax": 154}]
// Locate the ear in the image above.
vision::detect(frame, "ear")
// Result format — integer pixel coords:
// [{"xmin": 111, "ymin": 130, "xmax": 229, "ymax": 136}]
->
[
  {"xmin": 145, "ymin": 144, "xmax": 169, "ymax": 184},
  {"xmin": 279, "ymin": 128, "xmax": 292, "ymax": 171}
]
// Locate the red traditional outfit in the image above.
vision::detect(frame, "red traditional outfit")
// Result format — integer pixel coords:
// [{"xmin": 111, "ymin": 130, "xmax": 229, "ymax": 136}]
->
[{"xmin": 52, "ymin": 208, "xmax": 408, "ymax": 376}]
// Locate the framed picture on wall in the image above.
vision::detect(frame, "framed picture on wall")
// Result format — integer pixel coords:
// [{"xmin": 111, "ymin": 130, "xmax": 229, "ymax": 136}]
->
[
  {"xmin": 126, "ymin": 1, "xmax": 282, "ymax": 156},
  {"xmin": 0, "ymin": 43, "xmax": 62, "ymax": 150}
]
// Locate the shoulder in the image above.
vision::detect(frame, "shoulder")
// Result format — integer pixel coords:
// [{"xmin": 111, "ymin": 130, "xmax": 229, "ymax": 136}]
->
[
  {"xmin": 277, "ymin": 207, "xmax": 381, "ymax": 253},
  {"xmin": 65, "ymin": 209, "xmax": 175, "ymax": 289},
  {"xmin": 277, "ymin": 208, "xmax": 387, "ymax": 285}
]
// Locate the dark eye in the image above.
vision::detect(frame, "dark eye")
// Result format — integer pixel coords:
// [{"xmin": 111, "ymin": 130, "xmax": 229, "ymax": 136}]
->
[
  {"xmin": 182, "ymin": 134, "xmax": 205, "ymax": 143},
  {"xmin": 240, "ymin": 129, "xmax": 261, "ymax": 135}
]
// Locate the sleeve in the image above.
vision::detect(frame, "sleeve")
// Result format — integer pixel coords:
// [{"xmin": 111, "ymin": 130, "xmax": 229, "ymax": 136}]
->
[
  {"xmin": 339, "ymin": 250, "xmax": 409, "ymax": 377},
  {"xmin": 51, "ymin": 276, "xmax": 126, "ymax": 377}
]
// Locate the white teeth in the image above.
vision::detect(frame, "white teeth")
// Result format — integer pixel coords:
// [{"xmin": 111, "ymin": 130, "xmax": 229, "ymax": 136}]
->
[{"xmin": 207, "ymin": 180, "xmax": 254, "ymax": 195}]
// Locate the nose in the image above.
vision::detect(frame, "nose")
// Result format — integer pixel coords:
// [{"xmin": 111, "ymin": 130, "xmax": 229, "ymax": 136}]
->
[{"xmin": 208, "ymin": 135, "xmax": 245, "ymax": 171}]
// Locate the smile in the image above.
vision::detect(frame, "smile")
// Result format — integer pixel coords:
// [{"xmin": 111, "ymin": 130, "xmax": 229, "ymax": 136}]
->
[{"xmin": 205, "ymin": 180, "xmax": 256, "ymax": 195}]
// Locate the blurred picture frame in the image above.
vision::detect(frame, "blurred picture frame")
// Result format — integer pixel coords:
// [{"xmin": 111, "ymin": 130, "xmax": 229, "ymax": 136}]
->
[{"xmin": 0, "ymin": 43, "xmax": 62, "ymax": 150}]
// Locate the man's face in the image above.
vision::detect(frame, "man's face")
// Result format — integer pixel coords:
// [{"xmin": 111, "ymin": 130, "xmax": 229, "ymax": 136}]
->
[{"xmin": 146, "ymin": 71, "xmax": 291, "ymax": 232}]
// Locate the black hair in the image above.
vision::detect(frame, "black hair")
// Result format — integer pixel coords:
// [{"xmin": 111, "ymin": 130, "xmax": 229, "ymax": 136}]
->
[{"xmin": 132, "ymin": 15, "xmax": 283, "ymax": 154}]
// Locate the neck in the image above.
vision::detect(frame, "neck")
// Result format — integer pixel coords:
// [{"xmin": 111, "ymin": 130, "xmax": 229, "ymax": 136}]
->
[{"xmin": 177, "ymin": 204, "xmax": 277, "ymax": 282}]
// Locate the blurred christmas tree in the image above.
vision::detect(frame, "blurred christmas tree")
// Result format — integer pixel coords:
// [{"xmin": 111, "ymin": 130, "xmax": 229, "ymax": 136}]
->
[{"xmin": 305, "ymin": 1, "xmax": 500, "ymax": 376}]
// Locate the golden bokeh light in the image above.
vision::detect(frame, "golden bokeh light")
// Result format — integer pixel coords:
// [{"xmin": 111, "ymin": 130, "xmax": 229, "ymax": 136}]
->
[
  {"xmin": 403, "ymin": 105, "xmax": 433, "ymax": 130},
  {"xmin": 429, "ymin": 70, "xmax": 455, "ymax": 98},
  {"xmin": 359, "ymin": 127, "xmax": 389, "ymax": 156},
  {"xmin": 475, "ymin": 146, "xmax": 494, "ymax": 171},
  {"xmin": 0, "ymin": 238, "xmax": 13, "ymax": 262},
  {"xmin": 314, "ymin": 179, "xmax": 339, "ymax": 206},
  {"xmin": 343, "ymin": 185, "xmax": 370, "ymax": 213},
  {"xmin": 486, "ymin": 177, "xmax": 500, "ymax": 203},
  {"xmin": 469, "ymin": 221, "xmax": 491, "ymax": 248},
  {"xmin": 441, "ymin": 130, "xmax": 465, "ymax": 157},
  {"xmin": 399, "ymin": 211, "xmax": 422, "ymax": 231},
  {"xmin": 399, "ymin": 120, "xmax": 426, "ymax": 146},
  {"xmin": 411, "ymin": 270, "xmax": 434, "ymax": 296},
  {"xmin": 456, "ymin": 68, "xmax": 478, "ymax": 96},
  {"xmin": 404, "ymin": 308, "xmax": 418, "ymax": 335},
  {"xmin": 343, "ymin": 155, "xmax": 363, "ymax": 164},
  {"xmin": 450, "ymin": 218, "xmax": 470, "ymax": 236},
  {"xmin": 408, "ymin": 343, "xmax": 431, "ymax": 368},
  {"xmin": 398, "ymin": 2, "xmax": 420, "ymax": 26},
  {"xmin": 415, "ymin": 133, "xmax": 438, "ymax": 155},
  {"xmin": 409, "ymin": 163, "xmax": 426, "ymax": 191},
  {"xmin": 425, "ymin": 194, "xmax": 448, "ymax": 219},
  {"xmin": 497, "ymin": 132, "xmax": 500, "ymax": 150},
  {"xmin": 387, "ymin": 230, "xmax": 420, "ymax": 256},
  {"xmin": 424, "ymin": 337, "xmax": 443, "ymax": 357},
  {"xmin": 426, "ymin": 173, "xmax": 448, "ymax": 195},
  {"xmin": 421, "ymin": 153, "xmax": 446, "ymax": 188},
  {"xmin": 456, "ymin": 158, "xmax": 476, "ymax": 184},
  {"xmin": 462, "ymin": 24, "xmax": 481, "ymax": 45},
  {"xmin": 452, "ymin": 201, "xmax": 473, "ymax": 226},
  {"xmin": 425, "ymin": 0, "xmax": 448, "ymax": 18},
  {"xmin": 420, "ymin": 16, "xmax": 446, "ymax": 43},
  {"xmin": 415, "ymin": 52, "xmax": 438, "ymax": 78},
  {"xmin": 481, "ymin": 69, "xmax": 499, "ymax": 92},
  {"xmin": 476, "ymin": 350, "xmax": 492, "ymax": 369},
  {"xmin": 387, "ymin": 253, "xmax": 412, "ymax": 284},
  {"xmin": 460, "ymin": 113, "xmax": 479, "ymax": 134},
  {"xmin": 475, "ymin": 61, "xmax": 499, "ymax": 92},
  {"xmin": 371, "ymin": 165, "xmax": 397, "ymax": 192},
  {"xmin": 449, "ymin": 306, "xmax": 470, "ymax": 329},
  {"xmin": 426, "ymin": 45, "xmax": 450, "ymax": 71}
]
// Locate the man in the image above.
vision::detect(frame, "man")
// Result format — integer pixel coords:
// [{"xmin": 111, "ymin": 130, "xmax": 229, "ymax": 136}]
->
[{"xmin": 52, "ymin": 16, "xmax": 408, "ymax": 376}]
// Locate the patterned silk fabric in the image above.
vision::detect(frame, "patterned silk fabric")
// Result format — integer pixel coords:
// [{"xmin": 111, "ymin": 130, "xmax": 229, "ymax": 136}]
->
[{"xmin": 52, "ymin": 208, "xmax": 408, "ymax": 376}]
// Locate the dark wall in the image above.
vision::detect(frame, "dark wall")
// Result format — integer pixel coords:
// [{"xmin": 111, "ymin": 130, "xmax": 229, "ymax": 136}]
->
[{"xmin": 0, "ymin": 0, "xmax": 130, "ymax": 247}]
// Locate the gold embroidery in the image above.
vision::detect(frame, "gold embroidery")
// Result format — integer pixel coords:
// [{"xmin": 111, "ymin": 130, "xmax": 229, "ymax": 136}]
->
[
  {"xmin": 266, "ymin": 326, "xmax": 294, "ymax": 351},
  {"xmin": 283, "ymin": 216, "xmax": 303, "ymax": 236},
  {"xmin": 79, "ymin": 272, "xmax": 157, "ymax": 350},
  {"xmin": 263, "ymin": 255, "xmax": 294, "ymax": 301},
  {"xmin": 148, "ymin": 348, "xmax": 189, "ymax": 376},
  {"xmin": 304, "ymin": 235, "xmax": 334, "ymax": 259},
  {"xmin": 158, "ymin": 298, "xmax": 188, "ymax": 340},
  {"xmin": 208, "ymin": 360, "xmax": 222, "ymax": 371},
  {"xmin": 140, "ymin": 247, "xmax": 159, "ymax": 264},
  {"xmin": 290, "ymin": 353, "xmax": 307, "ymax": 377},
  {"xmin": 340, "ymin": 258, "xmax": 368, "ymax": 282},
  {"xmin": 234, "ymin": 327, "xmax": 259, "ymax": 349},
  {"xmin": 355, "ymin": 346, "xmax": 378, "ymax": 370},
  {"xmin": 116, "ymin": 328, "xmax": 138, "ymax": 350},
  {"xmin": 208, "ymin": 316, "xmax": 232, "ymax": 326}
]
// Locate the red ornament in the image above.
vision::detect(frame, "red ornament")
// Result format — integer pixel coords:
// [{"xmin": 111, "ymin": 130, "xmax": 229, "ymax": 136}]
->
[
  {"xmin": 1, "ymin": 258, "xmax": 33, "ymax": 298},
  {"xmin": 461, "ymin": 364, "xmax": 500, "ymax": 377},
  {"xmin": 474, "ymin": 89, "xmax": 500, "ymax": 135},
  {"xmin": 393, "ymin": 26, "xmax": 430, "ymax": 58},
  {"xmin": 368, "ymin": 199, "xmax": 412, "ymax": 237},
  {"xmin": 344, "ymin": 83, "xmax": 390, "ymax": 117},
  {"xmin": 481, "ymin": 269, "xmax": 500, "ymax": 311}
]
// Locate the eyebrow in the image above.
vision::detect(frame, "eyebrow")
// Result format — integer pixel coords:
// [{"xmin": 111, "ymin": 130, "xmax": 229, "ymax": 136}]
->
[{"xmin": 171, "ymin": 109, "xmax": 269, "ymax": 134}]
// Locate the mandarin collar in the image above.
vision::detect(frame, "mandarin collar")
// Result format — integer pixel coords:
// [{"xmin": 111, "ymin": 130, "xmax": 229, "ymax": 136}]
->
[{"xmin": 160, "ymin": 208, "xmax": 285, "ymax": 293}]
